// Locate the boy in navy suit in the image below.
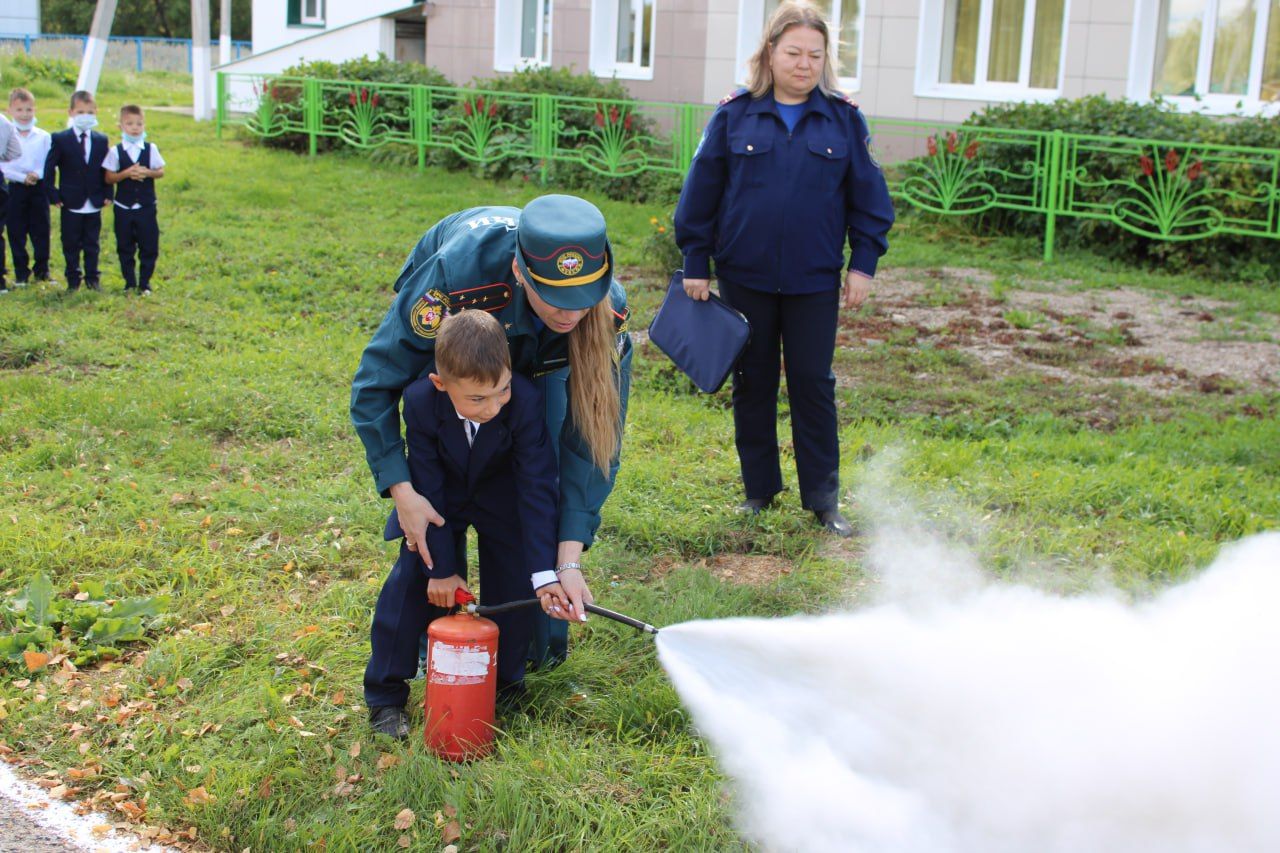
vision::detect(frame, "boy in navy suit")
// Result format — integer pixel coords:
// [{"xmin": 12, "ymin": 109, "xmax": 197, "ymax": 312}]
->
[
  {"xmin": 363, "ymin": 309, "xmax": 561, "ymax": 740},
  {"xmin": 43, "ymin": 90, "xmax": 112, "ymax": 292},
  {"xmin": 104, "ymin": 104, "xmax": 164, "ymax": 295}
]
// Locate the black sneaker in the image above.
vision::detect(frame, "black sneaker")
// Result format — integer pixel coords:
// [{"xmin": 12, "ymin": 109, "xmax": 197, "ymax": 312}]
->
[
  {"xmin": 86, "ymin": 280, "xmax": 102, "ymax": 292},
  {"xmin": 737, "ymin": 496, "xmax": 773, "ymax": 515},
  {"xmin": 368, "ymin": 705, "xmax": 410, "ymax": 740},
  {"xmin": 814, "ymin": 509, "xmax": 854, "ymax": 538}
]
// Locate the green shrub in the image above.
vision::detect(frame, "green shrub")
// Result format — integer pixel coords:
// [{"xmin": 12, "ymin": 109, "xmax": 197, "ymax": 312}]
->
[
  {"xmin": 7, "ymin": 53, "xmax": 78, "ymax": 89},
  {"xmin": 640, "ymin": 209, "xmax": 682, "ymax": 273},
  {"xmin": 960, "ymin": 96, "xmax": 1280, "ymax": 279},
  {"xmin": 259, "ymin": 53, "xmax": 452, "ymax": 154}
]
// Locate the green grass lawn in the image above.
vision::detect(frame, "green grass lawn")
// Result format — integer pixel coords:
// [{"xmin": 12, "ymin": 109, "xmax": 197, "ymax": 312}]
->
[{"xmin": 1, "ymin": 67, "xmax": 1278, "ymax": 850}]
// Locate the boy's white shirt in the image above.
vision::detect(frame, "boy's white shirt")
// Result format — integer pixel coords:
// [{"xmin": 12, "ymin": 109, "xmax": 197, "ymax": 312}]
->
[
  {"xmin": 0, "ymin": 114, "xmax": 21, "ymax": 162},
  {"xmin": 0, "ymin": 124, "xmax": 50, "ymax": 183},
  {"xmin": 103, "ymin": 140, "xmax": 166, "ymax": 209},
  {"xmin": 452, "ymin": 410, "xmax": 558, "ymax": 591}
]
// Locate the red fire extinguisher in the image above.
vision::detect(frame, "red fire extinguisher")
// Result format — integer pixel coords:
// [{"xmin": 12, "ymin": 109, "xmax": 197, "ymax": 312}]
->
[{"xmin": 423, "ymin": 588, "xmax": 499, "ymax": 761}]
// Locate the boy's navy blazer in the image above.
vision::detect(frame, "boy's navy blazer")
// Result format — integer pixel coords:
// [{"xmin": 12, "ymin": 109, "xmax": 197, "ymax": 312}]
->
[
  {"xmin": 383, "ymin": 372, "xmax": 558, "ymax": 581},
  {"xmin": 43, "ymin": 128, "xmax": 113, "ymax": 209}
]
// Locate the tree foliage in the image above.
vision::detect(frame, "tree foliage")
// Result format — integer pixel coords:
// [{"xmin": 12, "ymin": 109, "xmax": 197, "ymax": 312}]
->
[{"xmin": 41, "ymin": 0, "xmax": 252, "ymax": 41}]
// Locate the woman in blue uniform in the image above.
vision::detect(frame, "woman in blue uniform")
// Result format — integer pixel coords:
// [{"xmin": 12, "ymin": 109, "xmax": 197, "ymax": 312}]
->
[{"xmin": 674, "ymin": 1, "xmax": 894, "ymax": 537}]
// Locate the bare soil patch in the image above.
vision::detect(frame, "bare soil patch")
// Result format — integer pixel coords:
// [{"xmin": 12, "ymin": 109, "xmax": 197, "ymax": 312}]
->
[
  {"xmin": 841, "ymin": 268, "xmax": 1279, "ymax": 395},
  {"xmin": 651, "ymin": 554, "xmax": 796, "ymax": 587}
]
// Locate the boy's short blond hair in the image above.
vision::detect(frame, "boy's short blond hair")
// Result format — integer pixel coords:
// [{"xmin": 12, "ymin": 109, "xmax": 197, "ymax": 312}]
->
[
  {"xmin": 434, "ymin": 311, "xmax": 511, "ymax": 386},
  {"xmin": 8, "ymin": 88, "xmax": 34, "ymax": 105}
]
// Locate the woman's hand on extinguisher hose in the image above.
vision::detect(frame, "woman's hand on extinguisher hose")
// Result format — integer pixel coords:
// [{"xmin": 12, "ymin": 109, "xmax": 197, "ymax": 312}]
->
[
  {"xmin": 427, "ymin": 574, "xmax": 469, "ymax": 609},
  {"xmin": 553, "ymin": 568, "xmax": 593, "ymax": 623}
]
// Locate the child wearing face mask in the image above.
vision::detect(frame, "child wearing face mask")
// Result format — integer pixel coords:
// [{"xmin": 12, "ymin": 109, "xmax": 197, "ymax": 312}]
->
[
  {"xmin": 2, "ymin": 89, "xmax": 53, "ymax": 294},
  {"xmin": 103, "ymin": 104, "xmax": 165, "ymax": 296},
  {"xmin": 43, "ymin": 90, "xmax": 113, "ymax": 292}
]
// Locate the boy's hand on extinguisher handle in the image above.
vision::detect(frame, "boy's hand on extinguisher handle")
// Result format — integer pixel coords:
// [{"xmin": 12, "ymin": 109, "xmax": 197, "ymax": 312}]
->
[{"xmin": 427, "ymin": 574, "xmax": 468, "ymax": 609}]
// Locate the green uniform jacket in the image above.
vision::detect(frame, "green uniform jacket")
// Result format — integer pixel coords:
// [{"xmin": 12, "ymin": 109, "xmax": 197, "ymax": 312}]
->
[{"xmin": 350, "ymin": 206, "xmax": 633, "ymax": 548}]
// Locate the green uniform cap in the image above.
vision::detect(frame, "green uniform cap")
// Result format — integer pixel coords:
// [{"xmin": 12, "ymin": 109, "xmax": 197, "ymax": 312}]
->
[{"xmin": 515, "ymin": 194, "xmax": 613, "ymax": 311}]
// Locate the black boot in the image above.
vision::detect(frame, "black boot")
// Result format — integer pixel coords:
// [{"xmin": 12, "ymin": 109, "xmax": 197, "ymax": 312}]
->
[
  {"xmin": 368, "ymin": 705, "xmax": 410, "ymax": 740},
  {"xmin": 737, "ymin": 496, "xmax": 773, "ymax": 515},
  {"xmin": 814, "ymin": 509, "xmax": 854, "ymax": 538}
]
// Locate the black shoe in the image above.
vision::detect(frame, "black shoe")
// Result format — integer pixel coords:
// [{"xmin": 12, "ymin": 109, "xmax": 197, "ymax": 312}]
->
[
  {"xmin": 737, "ymin": 497, "xmax": 773, "ymax": 515},
  {"xmin": 368, "ymin": 705, "xmax": 410, "ymax": 740},
  {"xmin": 140, "ymin": 286, "xmax": 152, "ymax": 297},
  {"xmin": 86, "ymin": 280, "xmax": 102, "ymax": 292},
  {"xmin": 814, "ymin": 510, "xmax": 854, "ymax": 538},
  {"xmin": 34, "ymin": 273, "xmax": 51, "ymax": 283},
  {"xmin": 66, "ymin": 283, "xmax": 81, "ymax": 292}
]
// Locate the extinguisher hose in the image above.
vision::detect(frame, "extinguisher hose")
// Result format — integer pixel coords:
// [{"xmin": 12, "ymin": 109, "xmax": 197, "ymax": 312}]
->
[{"xmin": 466, "ymin": 599, "xmax": 659, "ymax": 635}]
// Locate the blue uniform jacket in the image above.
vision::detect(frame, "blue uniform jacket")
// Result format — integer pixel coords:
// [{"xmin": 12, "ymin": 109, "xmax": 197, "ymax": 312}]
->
[
  {"xmin": 675, "ymin": 87, "xmax": 894, "ymax": 294},
  {"xmin": 350, "ymin": 206, "xmax": 632, "ymax": 548},
  {"xmin": 383, "ymin": 372, "xmax": 558, "ymax": 583},
  {"xmin": 44, "ymin": 128, "xmax": 113, "ymax": 210}
]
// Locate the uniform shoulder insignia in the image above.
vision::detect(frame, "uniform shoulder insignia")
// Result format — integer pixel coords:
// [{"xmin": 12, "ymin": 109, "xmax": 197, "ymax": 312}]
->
[
  {"xmin": 832, "ymin": 91, "xmax": 860, "ymax": 110},
  {"xmin": 718, "ymin": 87, "xmax": 749, "ymax": 106},
  {"xmin": 448, "ymin": 282, "xmax": 513, "ymax": 314},
  {"xmin": 409, "ymin": 288, "xmax": 450, "ymax": 339},
  {"xmin": 612, "ymin": 304, "xmax": 631, "ymax": 334}
]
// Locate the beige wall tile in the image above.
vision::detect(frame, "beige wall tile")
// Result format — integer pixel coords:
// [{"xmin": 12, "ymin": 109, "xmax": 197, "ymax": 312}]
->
[
  {"xmin": 873, "ymin": 66, "xmax": 917, "ymax": 117},
  {"xmin": 1062, "ymin": 75, "xmax": 1087, "ymax": 99},
  {"xmin": 705, "ymin": 11, "xmax": 738, "ymax": 61},
  {"xmin": 861, "ymin": 16, "xmax": 882, "ymax": 67},
  {"xmin": 1082, "ymin": 76, "xmax": 1127, "ymax": 98},
  {"xmin": 1088, "ymin": 0, "xmax": 1136, "ymax": 25},
  {"xmin": 1083, "ymin": 22, "xmax": 1131, "ymax": 81},
  {"xmin": 703, "ymin": 58, "xmax": 738, "ymax": 103},
  {"xmin": 1064, "ymin": 21, "xmax": 1089, "ymax": 77},
  {"xmin": 877, "ymin": 14, "xmax": 918, "ymax": 70}
]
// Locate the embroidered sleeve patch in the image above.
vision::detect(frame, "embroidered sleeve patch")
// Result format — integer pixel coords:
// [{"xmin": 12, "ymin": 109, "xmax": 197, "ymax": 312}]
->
[{"xmin": 409, "ymin": 289, "xmax": 450, "ymax": 339}]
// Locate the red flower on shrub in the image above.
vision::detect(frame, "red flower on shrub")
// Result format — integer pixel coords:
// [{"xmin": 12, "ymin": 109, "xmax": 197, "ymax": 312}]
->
[
  {"xmin": 489, "ymin": 101, "xmax": 498, "ymax": 117},
  {"xmin": 964, "ymin": 140, "xmax": 979, "ymax": 160},
  {"xmin": 371, "ymin": 93, "xmax": 380, "ymax": 108},
  {"xmin": 609, "ymin": 106, "xmax": 620, "ymax": 124},
  {"xmin": 270, "ymin": 85, "xmax": 278, "ymax": 99},
  {"xmin": 361, "ymin": 87, "xmax": 370, "ymax": 104},
  {"xmin": 624, "ymin": 113, "xmax": 633, "ymax": 131},
  {"xmin": 1139, "ymin": 155, "xmax": 1154, "ymax": 177},
  {"xmin": 946, "ymin": 131, "xmax": 959, "ymax": 154},
  {"xmin": 1187, "ymin": 160, "xmax": 1204, "ymax": 181},
  {"xmin": 927, "ymin": 135, "xmax": 938, "ymax": 156},
  {"xmin": 1164, "ymin": 149, "xmax": 1180, "ymax": 173},
  {"xmin": 595, "ymin": 110, "xmax": 605, "ymax": 127},
  {"xmin": 476, "ymin": 96, "xmax": 485, "ymax": 113},
  {"xmin": 464, "ymin": 100, "xmax": 473, "ymax": 116},
  {"xmin": 348, "ymin": 92, "xmax": 357, "ymax": 107}
]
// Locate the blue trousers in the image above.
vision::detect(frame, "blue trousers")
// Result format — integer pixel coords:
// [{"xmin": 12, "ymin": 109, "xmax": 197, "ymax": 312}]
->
[
  {"xmin": 5, "ymin": 184, "xmax": 50, "ymax": 282},
  {"xmin": 113, "ymin": 205, "xmax": 159, "ymax": 289},
  {"xmin": 365, "ymin": 531, "xmax": 536, "ymax": 710},
  {"xmin": 59, "ymin": 210, "xmax": 101, "ymax": 287},
  {"xmin": 718, "ymin": 280, "xmax": 841, "ymax": 511}
]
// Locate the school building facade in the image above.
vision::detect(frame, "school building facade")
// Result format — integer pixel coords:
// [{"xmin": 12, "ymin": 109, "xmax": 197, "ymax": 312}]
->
[{"xmin": 241, "ymin": 1, "xmax": 1280, "ymax": 119}]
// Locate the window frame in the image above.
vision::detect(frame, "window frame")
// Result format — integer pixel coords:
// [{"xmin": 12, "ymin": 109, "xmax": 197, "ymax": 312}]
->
[
  {"xmin": 734, "ymin": 0, "xmax": 866, "ymax": 91},
  {"xmin": 300, "ymin": 0, "xmax": 325, "ymax": 27},
  {"xmin": 494, "ymin": 0, "xmax": 554, "ymax": 73},
  {"xmin": 915, "ymin": 0, "xmax": 1070, "ymax": 102},
  {"xmin": 589, "ymin": 0, "xmax": 658, "ymax": 81},
  {"xmin": 1127, "ymin": 0, "xmax": 1280, "ymax": 117}
]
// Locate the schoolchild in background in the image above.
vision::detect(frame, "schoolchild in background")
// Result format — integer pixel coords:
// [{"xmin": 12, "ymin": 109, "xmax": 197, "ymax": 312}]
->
[
  {"xmin": 3, "ymin": 88, "xmax": 53, "ymax": 292},
  {"xmin": 44, "ymin": 90, "xmax": 112, "ymax": 293},
  {"xmin": 0, "ymin": 110, "xmax": 25, "ymax": 293},
  {"xmin": 363, "ymin": 310, "xmax": 560, "ymax": 740},
  {"xmin": 104, "ymin": 104, "xmax": 164, "ymax": 295}
]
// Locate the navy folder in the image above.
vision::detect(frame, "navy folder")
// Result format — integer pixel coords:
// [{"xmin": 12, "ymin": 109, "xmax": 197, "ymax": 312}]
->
[{"xmin": 647, "ymin": 270, "xmax": 751, "ymax": 394}]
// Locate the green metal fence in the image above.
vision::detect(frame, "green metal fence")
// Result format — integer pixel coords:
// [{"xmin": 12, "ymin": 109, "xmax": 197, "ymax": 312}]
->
[{"xmin": 217, "ymin": 72, "xmax": 1280, "ymax": 261}]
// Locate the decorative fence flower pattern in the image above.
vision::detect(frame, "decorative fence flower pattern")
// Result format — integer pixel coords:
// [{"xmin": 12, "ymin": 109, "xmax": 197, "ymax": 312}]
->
[{"xmin": 216, "ymin": 73, "xmax": 1280, "ymax": 260}]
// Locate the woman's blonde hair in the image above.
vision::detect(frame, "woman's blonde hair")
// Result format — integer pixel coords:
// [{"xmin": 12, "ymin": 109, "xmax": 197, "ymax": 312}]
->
[
  {"xmin": 567, "ymin": 300, "xmax": 622, "ymax": 474},
  {"xmin": 745, "ymin": 2, "xmax": 839, "ymax": 99}
]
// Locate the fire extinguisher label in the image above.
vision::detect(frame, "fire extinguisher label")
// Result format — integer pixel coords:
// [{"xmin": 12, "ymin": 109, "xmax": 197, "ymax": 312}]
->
[{"xmin": 429, "ymin": 641, "xmax": 491, "ymax": 685}]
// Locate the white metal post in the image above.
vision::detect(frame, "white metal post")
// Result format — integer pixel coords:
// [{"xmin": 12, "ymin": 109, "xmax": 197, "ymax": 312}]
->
[
  {"xmin": 76, "ymin": 0, "xmax": 119, "ymax": 95},
  {"xmin": 191, "ymin": 0, "xmax": 213, "ymax": 120},
  {"xmin": 219, "ymin": 0, "xmax": 232, "ymax": 66}
]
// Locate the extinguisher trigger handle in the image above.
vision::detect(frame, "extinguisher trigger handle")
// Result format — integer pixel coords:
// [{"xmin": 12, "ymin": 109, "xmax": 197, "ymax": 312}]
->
[{"xmin": 454, "ymin": 587, "xmax": 476, "ymax": 607}]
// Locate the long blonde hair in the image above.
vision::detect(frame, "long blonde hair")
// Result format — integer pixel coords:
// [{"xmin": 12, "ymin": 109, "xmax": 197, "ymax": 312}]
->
[
  {"xmin": 567, "ymin": 300, "xmax": 622, "ymax": 474},
  {"xmin": 745, "ymin": 2, "xmax": 839, "ymax": 99}
]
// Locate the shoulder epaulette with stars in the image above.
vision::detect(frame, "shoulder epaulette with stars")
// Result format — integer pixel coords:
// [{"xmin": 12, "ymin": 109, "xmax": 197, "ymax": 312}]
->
[
  {"xmin": 612, "ymin": 304, "xmax": 630, "ymax": 334},
  {"xmin": 449, "ymin": 282, "xmax": 512, "ymax": 313},
  {"xmin": 718, "ymin": 88, "xmax": 749, "ymax": 106}
]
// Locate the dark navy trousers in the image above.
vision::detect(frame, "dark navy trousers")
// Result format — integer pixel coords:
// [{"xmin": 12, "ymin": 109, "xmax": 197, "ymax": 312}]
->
[
  {"xmin": 719, "ymin": 279, "xmax": 841, "ymax": 511},
  {"xmin": 364, "ymin": 530, "xmax": 535, "ymax": 710},
  {"xmin": 59, "ymin": 210, "xmax": 101, "ymax": 287},
  {"xmin": 113, "ymin": 205, "xmax": 159, "ymax": 289},
  {"xmin": 5, "ymin": 184, "xmax": 50, "ymax": 282}
]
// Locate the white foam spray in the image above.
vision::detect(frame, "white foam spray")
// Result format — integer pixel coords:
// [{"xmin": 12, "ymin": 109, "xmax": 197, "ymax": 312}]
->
[{"xmin": 656, "ymin": 531, "xmax": 1280, "ymax": 853}]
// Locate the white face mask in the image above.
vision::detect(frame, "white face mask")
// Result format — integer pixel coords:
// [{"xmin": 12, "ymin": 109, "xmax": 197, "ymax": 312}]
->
[
  {"xmin": 14, "ymin": 117, "xmax": 36, "ymax": 131},
  {"xmin": 122, "ymin": 131, "xmax": 147, "ymax": 145},
  {"xmin": 71, "ymin": 113, "xmax": 98, "ymax": 132}
]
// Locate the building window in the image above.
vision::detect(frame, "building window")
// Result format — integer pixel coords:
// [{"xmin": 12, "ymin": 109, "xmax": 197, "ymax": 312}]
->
[
  {"xmin": 495, "ymin": 0, "xmax": 552, "ymax": 72},
  {"xmin": 301, "ymin": 0, "xmax": 325, "ymax": 26},
  {"xmin": 1129, "ymin": 0, "xmax": 1280, "ymax": 113},
  {"xmin": 590, "ymin": 0, "xmax": 657, "ymax": 80},
  {"xmin": 918, "ymin": 0, "xmax": 1068, "ymax": 99},
  {"xmin": 736, "ymin": 0, "xmax": 864, "ymax": 90},
  {"xmin": 287, "ymin": 0, "xmax": 324, "ymax": 27}
]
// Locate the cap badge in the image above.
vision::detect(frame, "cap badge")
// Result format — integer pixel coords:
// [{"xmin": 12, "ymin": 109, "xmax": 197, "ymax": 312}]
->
[{"xmin": 556, "ymin": 251, "xmax": 584, "ymax": 277}]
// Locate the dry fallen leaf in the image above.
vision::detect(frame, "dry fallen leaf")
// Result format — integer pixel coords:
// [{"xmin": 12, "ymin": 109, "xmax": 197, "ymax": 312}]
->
[
  {"xmin": 442, "ymin": 819, "xmax": 461, "ymax": 844},
  {"xmin": 349, "ymin": 741, "xmax": 361, "ymax": 759},
  {"xmin": 258, "ymin": 775, "xmax": 273, "ymax": 800},
  {"xmin": 183, "ymin": 786, "xmax": 216, "ymax": 806},
  {"xmin": 220, "ymin": 605, "xmax": 236, "ymax": 617},
  {"xmin": 376, "ymin": 753, "xmax": 400, "ymax": 771},
  {"xmin": 23, "ymin": 652, "xmax": 50, "ymax": 673},
  {"xmin": 394, "ymin": 808, "xmax": 415, "ymax": 831},
  {"xmin": 443, "ymin": 804, "xmax": 457, "ymax": 818},
  {"xmin": 397, "ymin": 835, "xmax": 411, "ymax": 848}
]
